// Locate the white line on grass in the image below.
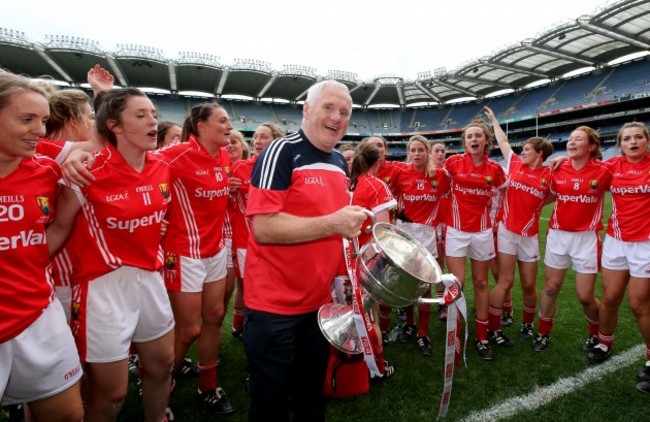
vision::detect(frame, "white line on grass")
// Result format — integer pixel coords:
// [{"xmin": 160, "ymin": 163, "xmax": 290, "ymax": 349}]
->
[{"xmin": 460, "ymin": 344, "xmax": 645, "ymax": 422}]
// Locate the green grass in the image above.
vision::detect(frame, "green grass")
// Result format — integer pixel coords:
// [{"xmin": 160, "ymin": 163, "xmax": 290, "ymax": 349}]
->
[{"xmin": 5, "ymin": 195, "xmax": 647, "ymax": 421}]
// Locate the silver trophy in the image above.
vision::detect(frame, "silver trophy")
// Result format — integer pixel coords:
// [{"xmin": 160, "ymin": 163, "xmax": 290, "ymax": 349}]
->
[{"xmin": 318, "ymin": 216, "xmax": 461, "ymax": 354}]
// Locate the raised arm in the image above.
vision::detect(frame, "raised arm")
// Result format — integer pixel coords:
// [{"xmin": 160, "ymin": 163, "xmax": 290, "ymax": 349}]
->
[
  {"xmin": 484, "ymin": 106, "xmax": 512, "ymax": 159},
  {"xmin": 252, "ymin": 205, "xmax": 367, "ymax": 245},
  {"xmin": 87, "ymin": 64, "xmax": 115, "ymax": 96}
]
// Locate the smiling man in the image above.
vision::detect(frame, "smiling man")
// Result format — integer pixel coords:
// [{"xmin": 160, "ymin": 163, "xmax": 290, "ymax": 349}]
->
[{"xmin": 243, "ymin": 80, "xmax": 367, "ymax": 421}]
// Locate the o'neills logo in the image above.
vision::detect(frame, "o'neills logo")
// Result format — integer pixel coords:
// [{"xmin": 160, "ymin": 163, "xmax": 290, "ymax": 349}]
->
[
  {"xmin": 610, "ymin": 185, "xmax": 650, "ymax": 195},
  {"xmin": 0, "ymin": 230, "xmax": 46, "ymax": 251},
  {"xmin": 454, "ymin": 184, "xmax": 490, "ymax": 196},
  {"xmin": 557, "ymin": 194, "xmax": 599, "ymax": 203},
  {"xmin": 0, "ymin": 195, "xmax": 24, "ymax": 203},
  {"xmin": 106, "ymin": 209, "xmax": 166, "ymax": 233},
  {"xmin": 510, "ymin": 181, "xmax": 545, "ymax": 199}
]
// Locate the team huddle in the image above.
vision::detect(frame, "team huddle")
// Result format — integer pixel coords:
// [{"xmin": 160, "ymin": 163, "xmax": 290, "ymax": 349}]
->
[{"xmin": 1, "ymin": 64, "xmax": 649, "ymax": 422}]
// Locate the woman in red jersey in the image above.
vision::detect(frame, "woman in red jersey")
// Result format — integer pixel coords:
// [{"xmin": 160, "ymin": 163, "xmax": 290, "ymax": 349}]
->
[
  {"xmin": 430, "ymin": 140, "xmax": 450, "ymax": 320},
  {"xmin": 228, "ymin": 123, "xmax": 284, "ymax": 338},
  {"xmin": 223, "ymin": 130, "xmax": 248, "ymax": 316},
  {"xmin": 533, "ymin": 126, "xmax": 612, "ymax": 353},
  {"xmin": 584, "ymin": 123, "xmax": 650, "ymax": 384},
  {"xmin": 156, "ymin": 102, "xmax": 235, "ymax": 414},
  {"xmin": 223, "ymin": 129, "xmax": 250, "ymax": 337},
  {"xmin": 48, "ymin": 88, "xmax": 174, "ymax": 422},
  {"xmin": 484, "ymin": 107, "xmax": 553, "ymax": 353},
  {"xmin": 0, "ymin": 69, "xmax": 84, "ymax": 422},
  {"xmin": 37, "ymin": 88, "xmax": 100, "ymax": 325},
  {"xmin": 392, "ymin": 135, "xmax": 450, "ymax": 356},
  {"xmin": 444, "ymin": 119, "xmax": 507, "ymax": 361}
]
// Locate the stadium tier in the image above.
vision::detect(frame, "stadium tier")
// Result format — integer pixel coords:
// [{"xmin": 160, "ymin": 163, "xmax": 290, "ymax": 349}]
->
[{"xmin": 142, "ymin": 57, "xmax": 649, "ymax": 160}]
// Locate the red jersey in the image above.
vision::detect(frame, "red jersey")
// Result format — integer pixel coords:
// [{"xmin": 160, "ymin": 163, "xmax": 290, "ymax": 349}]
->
[
  {"xmin": 36, "ymin": 137, "xmax": 73, "ymax": 164},
  {"xmin": 393, "ymin": 164, "xmax": 450, "ymax": 226},
  {"xmin": 66, "ymin": 144, "xmax": 170, "ymax": 285},
  {"xmin": 37, "ymin": 138, "xmax": 80, "ymax": 286},
  {"xmin": 351, "ymin": 174, "xmax": 396, "ymax": 246},
  {"xmin": 245, "ymin": 131, "xmax": 350, "ymax": 315},
  {"xmin": 606, "ymin": 154, "xmax": 650, "ymax": 241},
  {"xmin": 156, "ymin": 135, "xmax": 231, "ymax": 258},
  {"xmin": 376, "ymin": 159, "xmax": 406, "ymax": 193},
  {"xmin": 228, "ymin": 156, "xmax": 256, "ymax": 250},
  {"xmin": 0, "ymin": 156, "xmax": 60, "ymax": 342},
  {"xmin": 500, "ymin": 152, "xmax": 552, "ymax": 237},
  {"xmin": 445, "ymin": 153, "xmax": 506, "ymax": 232},
  {"xmin": 549, "ymin": 158, "xmax": 612, "ymax": 232}
]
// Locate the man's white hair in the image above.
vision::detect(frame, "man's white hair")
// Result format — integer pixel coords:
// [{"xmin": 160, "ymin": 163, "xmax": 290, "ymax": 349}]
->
[{"xmin": 305, "ymin": 80, "xmax": 352, "ymax": 106}]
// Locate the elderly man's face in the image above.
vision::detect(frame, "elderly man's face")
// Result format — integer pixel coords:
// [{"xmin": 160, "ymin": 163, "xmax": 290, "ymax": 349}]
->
[{"xmin": 302, "ymin": 86, "xmax": 351, "ymax": 152}]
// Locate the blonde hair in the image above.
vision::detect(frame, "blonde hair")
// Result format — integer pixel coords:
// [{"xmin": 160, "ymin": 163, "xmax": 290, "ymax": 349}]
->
[
  {"xmin": 407, "ymin": 135, "xmax": 430, "ymax": 153},
  {"xmin": 46, "ymin": 89, "xmax": 90, "ymax": 136},
  {"xmin": 230, "ymin": 129, "xmax": 250, "ymax": 160},
  {"xmin": 0, "ymin": 69, "xmax": 51, "ymax": 112}
]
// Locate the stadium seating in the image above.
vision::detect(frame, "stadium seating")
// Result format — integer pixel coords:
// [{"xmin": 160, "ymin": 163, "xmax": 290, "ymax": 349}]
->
[{"xmin": 146, "ymin": 58, "xmax": 650, "ymax": 156}]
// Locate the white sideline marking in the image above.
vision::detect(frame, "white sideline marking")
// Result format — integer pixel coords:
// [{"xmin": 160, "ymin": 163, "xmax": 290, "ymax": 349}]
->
[{"xmin": 460, "ymin": 344, "xmax": 645, "ymax": 422}]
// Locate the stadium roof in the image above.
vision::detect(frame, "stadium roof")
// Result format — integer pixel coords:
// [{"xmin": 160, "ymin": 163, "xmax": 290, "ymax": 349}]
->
[{"xmin": 1, "ymin": 0, "xmax": 649, "ymax": 108}]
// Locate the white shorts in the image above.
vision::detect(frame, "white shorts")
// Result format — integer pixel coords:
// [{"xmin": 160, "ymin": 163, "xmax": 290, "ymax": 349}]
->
[
  {"xmin": 497, "ymin": 223, "xmax": 540, "ymax": 262},
  {"xmin": 225, "ymin": 238, "xmax": 233, "ymax": 269},
  {"xmin": 445, "ymin": 226, "xmax": 495, "ymax": 261},
  {"xmin": 232, "ymin": 248, "xmax": 248, "ymax": 279},
  {"xmin": 55, "ymin": 285, "xmax": 72, "ymax": 323},
  {"xmin": 72, "ymin": 266, "xmax": 175, "ymax": 363},
  {"xmin": 164, "ymin": 248, "xmax": 228, "ymax": 293},
  {"xmin": 601, "ymin": 235, "xmax": 650, "ymax": 278},
  {"xmin": 1, "ymin": 300, "xmax": 82, "ymax": 405},
  {"xmin": 544, "ymin": 229, "xmax": 599, "ymax": 274},
  {"xmin": 396, "ymin": 220, "xmax": 438, "ymax": 257}
]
